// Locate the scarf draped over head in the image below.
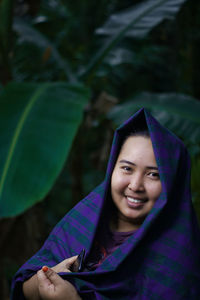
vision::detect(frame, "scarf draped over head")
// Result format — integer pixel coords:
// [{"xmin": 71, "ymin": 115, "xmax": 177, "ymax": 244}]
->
[{"xmin": 11, "ymin": 108, "xmax": 200, "ymax": 300}]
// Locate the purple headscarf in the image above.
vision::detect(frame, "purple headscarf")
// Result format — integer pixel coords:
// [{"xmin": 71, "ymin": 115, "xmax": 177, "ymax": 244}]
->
[{"xmin": 11, "ymin": 108, "xmax": 200, "ymax": 299}]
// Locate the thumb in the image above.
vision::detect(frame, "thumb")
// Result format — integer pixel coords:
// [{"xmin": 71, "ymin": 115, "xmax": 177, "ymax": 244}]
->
[{"xmin": 65, "ymin": 255, "xmax": 78, "ymax": 268}]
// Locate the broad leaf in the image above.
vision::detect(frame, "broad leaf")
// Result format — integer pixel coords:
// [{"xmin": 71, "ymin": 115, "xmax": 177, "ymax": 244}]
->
[
  {"xmin": 108, "ymin": 92, "xmax": 200, "ymax": 150},
  {"xmin": 96, "ymin": 0, "xmax": 186, "ymax": 38},
  {"xmin": 81, "ymin": 0, "xmax": 186, "ymax": 79},
  {"xmin": 13, "ymin": 18, "xmax": 76, "ymax": 83},
  {"xmin": 0, "ymin": 82, "xmax": 90, "ymax": 218}
]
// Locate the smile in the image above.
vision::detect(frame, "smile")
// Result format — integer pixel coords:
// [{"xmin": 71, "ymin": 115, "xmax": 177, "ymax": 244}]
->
[{"xmin": 126, "ymin": 197, "xmax": 147, "ymax": 203}]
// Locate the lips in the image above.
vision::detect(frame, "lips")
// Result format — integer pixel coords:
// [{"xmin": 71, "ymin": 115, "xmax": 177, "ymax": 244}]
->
[
  {"xmin": 126, "ymin": 196, "xmax": 147, "ymax": 208},
  {"xmin": 126, "ymin": 196, "xmax": 147, "ymax": 203}
]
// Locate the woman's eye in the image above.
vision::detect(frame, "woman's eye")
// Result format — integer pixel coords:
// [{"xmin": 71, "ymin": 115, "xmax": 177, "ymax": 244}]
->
[
  {"xmin": 149, "ymin": 172, "xmax": 160, "ymax": 179},
  {"xmin": 121, "ymin": 166, "xmax": 132, "ymax": 172}
]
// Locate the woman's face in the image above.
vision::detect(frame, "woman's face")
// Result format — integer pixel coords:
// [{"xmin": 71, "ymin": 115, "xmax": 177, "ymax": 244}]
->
[{"xmin": 111, "ymin": 136, "xmax": 162, "ymax": 232}]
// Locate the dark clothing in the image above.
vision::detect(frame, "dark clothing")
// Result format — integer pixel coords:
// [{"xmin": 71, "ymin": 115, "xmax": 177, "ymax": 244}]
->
[{"xmin": 85, "ymin": 229, "xmax": 135, "ymax": 271}]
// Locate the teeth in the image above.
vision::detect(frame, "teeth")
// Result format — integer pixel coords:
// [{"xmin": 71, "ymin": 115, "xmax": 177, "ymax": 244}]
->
[{"xmin": 127, "ymin": 197, "xmax": 144, "ymax": 203}]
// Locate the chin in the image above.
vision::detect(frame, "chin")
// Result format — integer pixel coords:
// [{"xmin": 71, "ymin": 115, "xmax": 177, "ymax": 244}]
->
[
  {"xmin": 124, "ymin": 212, "xmax": 147, "ymax": 224},
  {"xmin": 121, "ymin": 214, "xmax": 147, "ymax": 224}
]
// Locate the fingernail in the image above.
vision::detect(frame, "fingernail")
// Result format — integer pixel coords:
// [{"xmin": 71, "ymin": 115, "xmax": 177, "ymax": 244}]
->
[{"xmin": 42, "ymin": 266, "xmax": 48, "ymax": 272}]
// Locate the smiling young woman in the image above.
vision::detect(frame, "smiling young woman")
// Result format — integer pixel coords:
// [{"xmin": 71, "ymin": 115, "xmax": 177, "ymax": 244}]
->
[
  {"xmin": 111, "ymin": 135, "xmax": 162, "ymax": 232},
  {"xmin": 11, "ymin": 109, "xmax": 200, "ymax": 300}
]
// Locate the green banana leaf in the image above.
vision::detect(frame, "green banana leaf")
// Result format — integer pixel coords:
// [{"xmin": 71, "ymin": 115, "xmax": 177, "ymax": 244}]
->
[
  {"xmin": 96, "ymin": 0, "xmax": 187, "ymax": 38},
  {"xmin": 80, "ymin": 0, "xmax": 187, "ymax": 79},
  {"xmin": 108, "ymin": 92, "xmax": 200, "ymax": 148},
  {"xmin": 0, "ymin": 82, "xmax": 90, "ymax": 218}
]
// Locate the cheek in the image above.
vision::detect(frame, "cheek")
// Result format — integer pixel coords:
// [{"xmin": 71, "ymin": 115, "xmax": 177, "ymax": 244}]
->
[
  {"xmin": 146, "ymin": 182, "xmax": 162, "ymax": 199},
  {"xmin": 111, "ymin": 171, "xmax": 128, "ymax": 193}
]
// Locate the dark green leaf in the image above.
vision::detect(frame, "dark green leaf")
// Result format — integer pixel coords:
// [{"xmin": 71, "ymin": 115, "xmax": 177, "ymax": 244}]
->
[
  {"xmin": 108, "ymin": 92, "xmax": 200, "ymax": 146},
  {"xmin": 0, "ymin": 82, "xmax": 90, "ymax": 218},
  {"xmin": 81, "ymin": 0, "xmax": 186, "ymax": 80},
  {"xmin": 13, "ymin": 18, "xmax": 76, "ymax": 83},
  {"xmin": 96, "ymin": 0, "xmax": 187, "ymax": 38}
]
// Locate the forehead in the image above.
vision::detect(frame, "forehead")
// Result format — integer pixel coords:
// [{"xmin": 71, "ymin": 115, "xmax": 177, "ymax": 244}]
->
[{"xmin": 118, "ymin": 136, "xmax": 157, "ymax": 164}]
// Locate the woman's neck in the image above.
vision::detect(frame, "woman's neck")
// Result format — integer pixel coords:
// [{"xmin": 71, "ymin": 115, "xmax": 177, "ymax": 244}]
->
[{"xmin": 110, "ymin": 214, "xmax": 140, "ymax": 232}]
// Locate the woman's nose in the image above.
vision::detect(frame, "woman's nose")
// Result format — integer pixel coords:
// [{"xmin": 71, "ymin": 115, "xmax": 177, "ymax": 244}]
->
[{"xmin": 128, "ymin": 174, "xmax": 144, "ymax": 191}]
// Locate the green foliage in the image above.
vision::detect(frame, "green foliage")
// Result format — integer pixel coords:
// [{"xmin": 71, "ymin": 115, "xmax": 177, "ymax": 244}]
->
[
  {"xmin": 0, "ymin": 82, "xmax": 90, "ymax": 217},
  {"xmin": 80, "ymin": 0, "xmax": 187, "ymax": 80},
  {"xmin": 1, "ymin": 2, "xmax": 200, "ymax": 297},
  {"xmin": 108, "ymin": 92, "xmax": 200, "ymax": 147},
  {"xmin": 96, "ymin": 0, "xmax": 187, "ymax": 38},
  {"xmin": 13, "ymin": 17, "xmax": 76, "ymax": 82},
  {"xmin": 0, "ymin": 0, "xmax": 200, "ymax": 220}
]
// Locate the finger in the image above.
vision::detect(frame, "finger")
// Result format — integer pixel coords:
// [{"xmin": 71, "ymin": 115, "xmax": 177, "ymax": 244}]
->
[
  {"xmin": 44, "ymin": 267, "xmax": 65, "ymax": 286},
  {"xmin": 37, "ymin": 269, "xmax": 51, "ymax": 287},
  {"xmin": 37, "ymin": 268, "xmax": 56, "ymax": 297},
  {"xmin": 51, "ymin": 256, "xmax": 79, "ymax": 273},
  {"xmin": 65, "ymin": 255, "xmax": 78, "ymax": 268}
]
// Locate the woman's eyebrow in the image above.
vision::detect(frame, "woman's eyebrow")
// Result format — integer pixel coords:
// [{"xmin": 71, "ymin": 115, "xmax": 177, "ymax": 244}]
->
[
  {"xmin": 119, "ymin": 159, "xmax": 135, "ymax": 166},
  {"xmin": 119, "ymin": 159, "xmax": 158, "ymax": 170}
]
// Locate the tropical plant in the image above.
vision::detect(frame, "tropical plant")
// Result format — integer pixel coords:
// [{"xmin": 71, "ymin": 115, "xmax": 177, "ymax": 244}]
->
[
  {"xmin": 108, "ymin": 92, "xmax": 200, "ymax": 149},
  {"xmin": 0, "ymin": 0, "xmax": 196, "ymax": 221},
  {"xmin": 0, "ymin": 82, "xmax": 89, "ymax": 217},
  {"xmin": 2, "ymin": 1, "xmax": 200, "ymax": 298}
]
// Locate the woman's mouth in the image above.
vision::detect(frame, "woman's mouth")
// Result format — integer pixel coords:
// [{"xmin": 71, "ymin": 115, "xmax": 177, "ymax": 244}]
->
[{"xmin": 126, "ymin": 196, "xmax": 147, "ymax": 208}]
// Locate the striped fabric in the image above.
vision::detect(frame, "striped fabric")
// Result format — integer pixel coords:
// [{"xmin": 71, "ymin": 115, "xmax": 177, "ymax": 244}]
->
[{"xmin": 11, "ymin": 108, "xmax": 200, "ymax": 299}]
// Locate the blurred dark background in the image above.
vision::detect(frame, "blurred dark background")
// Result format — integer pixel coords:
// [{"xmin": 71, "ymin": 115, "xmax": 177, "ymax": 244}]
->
[{"xmin": 1, "ymin": 1, "xmax": 200, "ymax": 299}]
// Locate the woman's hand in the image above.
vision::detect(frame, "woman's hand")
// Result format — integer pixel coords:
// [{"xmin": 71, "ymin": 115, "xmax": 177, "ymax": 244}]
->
[
  {"xmin": 37, "ymin": 267, "xmax": 82, "ymax": 300},
  {"xmin": 22, "ymin": 256, "xmax": 78, "ymax": 300},
  {"xmin": 51, "ymin": 255, "xmax": 78, "ymax": 273}
]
